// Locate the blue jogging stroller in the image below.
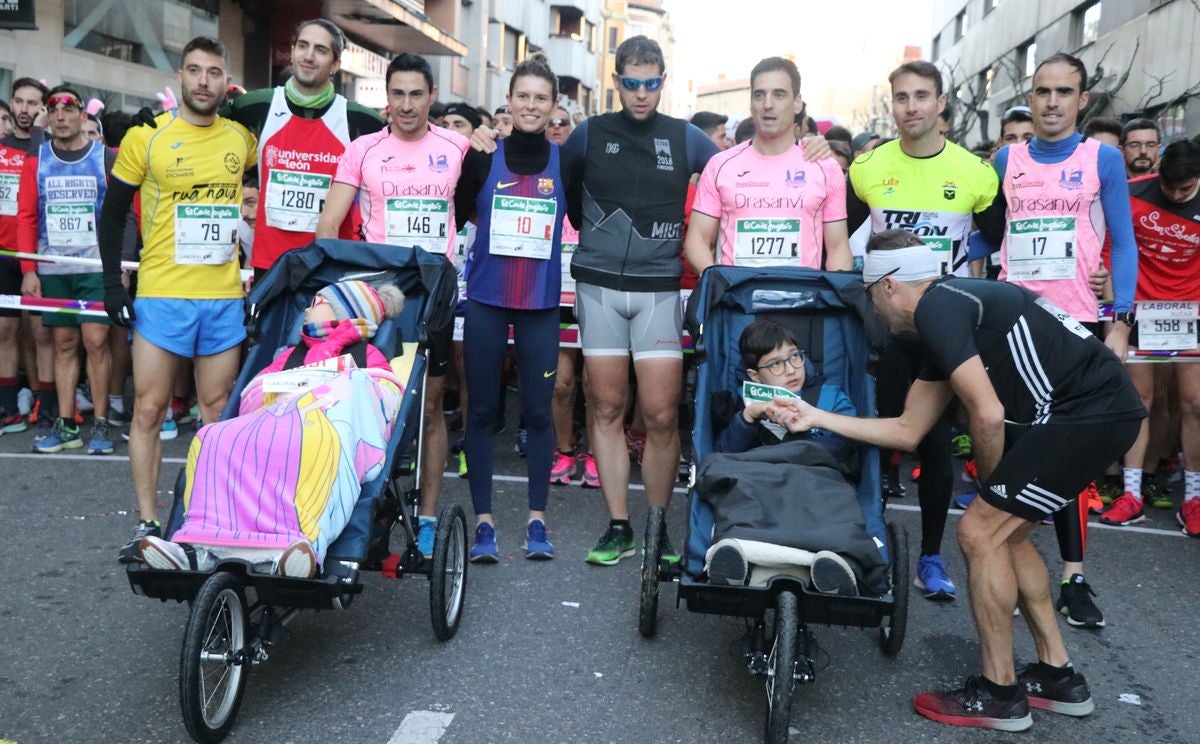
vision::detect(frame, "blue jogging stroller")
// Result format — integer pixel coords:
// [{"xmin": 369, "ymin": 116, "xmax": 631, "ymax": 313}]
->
[
  {"xmin": 124, "ymin": 240, "xmax": 465, "ymax": 743},
  {"xmin": 638, "ymin": 266, "xmax": 910, "ymax": 743}
]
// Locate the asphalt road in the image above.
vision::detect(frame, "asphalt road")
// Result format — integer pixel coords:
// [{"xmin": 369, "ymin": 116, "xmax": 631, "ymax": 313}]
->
[{"xmin": 1, "ymin": 406, "xmax": 1197, "ymax": 744}]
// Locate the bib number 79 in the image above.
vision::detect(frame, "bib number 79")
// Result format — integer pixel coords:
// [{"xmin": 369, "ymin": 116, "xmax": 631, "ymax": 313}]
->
[{"xmin": 201, "ymin": 223, "xmax": 224, "ymax": 242}]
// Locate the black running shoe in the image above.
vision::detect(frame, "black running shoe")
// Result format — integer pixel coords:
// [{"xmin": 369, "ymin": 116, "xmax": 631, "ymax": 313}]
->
[
  {"xmin": 912, "ymin": 676, "xmax": 1032, "ymax": 732},
  {"xmin": 1056, "ymin": 574, "xmax": 1105, "ymax": 628},
  {"xmin": 118, "ymin": 520, "xmax": 161, "ymax": 563},
  {"xmin": 1017, "ymin": 663, "xmax": 1095, "ymax": 717}
]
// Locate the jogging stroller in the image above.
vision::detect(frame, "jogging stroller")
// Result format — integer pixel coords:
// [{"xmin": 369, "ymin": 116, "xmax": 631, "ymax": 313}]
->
[
  {"xmin": 124, "ymin": 239, "xmax": 465, "ymax": 743},
  {"xmin": 638, "ymin": 265, "xmax": 910, "ymax": 743}
]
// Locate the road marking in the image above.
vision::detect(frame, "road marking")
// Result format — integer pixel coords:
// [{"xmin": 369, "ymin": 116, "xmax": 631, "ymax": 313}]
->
[
  {"xmin": 388, "ymin": 711, "xmax": 454, "ymax": 743},
  {"xmin": 2, "ymin": 453, "xmax": 1188, "ymax": 538}
]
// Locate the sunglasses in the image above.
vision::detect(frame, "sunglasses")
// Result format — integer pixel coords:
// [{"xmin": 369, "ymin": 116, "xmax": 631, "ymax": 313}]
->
[
  {"xmin": 548, "ymin": 118, "xmax": 570, "ymax": 127},
  {"xmin": 46, "ymin": 94, "xmax": 82, "ymax": 111},
  {"xmin": 864, "ymin": 267, "xmax": 900, "ymax": 294},
  {"xmin": 309, "ymin": 295, "xmax": 330, "ymax": 309},
  {"xmin": 619, "ymin": 76, "xmax": 664, "ymax": 92}
]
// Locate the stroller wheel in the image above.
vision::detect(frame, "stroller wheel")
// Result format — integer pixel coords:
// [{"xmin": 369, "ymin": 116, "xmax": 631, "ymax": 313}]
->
[
  {"xmin": 429, "ymin": 503, "xmax": 468, "ymax": 641},
  {"xmin": 638, "ymin": 506, "xmax": 666, "ymax": 639},
  {"xmin": 879, "ymin": 522, "xmax": 910, "ymax": 656},
  {"xmin": 764, "ymin": 590, "xmax": 799, "ymax": 744},
  {"xmin": 180, "ymin": 571, "xmax": 250, "ymax": 743}
]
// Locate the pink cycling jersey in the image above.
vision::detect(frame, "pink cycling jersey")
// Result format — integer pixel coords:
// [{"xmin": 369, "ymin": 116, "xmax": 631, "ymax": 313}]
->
[
  {"xmin": 692, "ymin": 140, "xmax": 846, "ymax": 268},
  {"xmin": 334, "ymin": 126, "xmax": 468, "ymax": 257}
]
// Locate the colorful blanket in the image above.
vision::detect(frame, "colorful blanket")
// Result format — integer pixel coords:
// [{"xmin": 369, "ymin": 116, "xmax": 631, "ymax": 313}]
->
[{"xmin": 172, "ymin": 366, "xmax": 404, "ymax": 564}]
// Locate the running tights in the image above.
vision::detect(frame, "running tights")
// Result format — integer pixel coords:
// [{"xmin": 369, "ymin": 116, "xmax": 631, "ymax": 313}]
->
[{"xmin": 463, "ymin": 300, "xmax": 559, "ymax": 515}]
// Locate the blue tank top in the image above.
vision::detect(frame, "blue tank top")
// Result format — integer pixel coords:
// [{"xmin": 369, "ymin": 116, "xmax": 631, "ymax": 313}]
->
[
  {"xmin": 35, "ymin": 140, "xmax": 107, "ymax": 273},
  {"xmin": 465, "ymin": 139, "xmax": 567, "ymax": 310}
]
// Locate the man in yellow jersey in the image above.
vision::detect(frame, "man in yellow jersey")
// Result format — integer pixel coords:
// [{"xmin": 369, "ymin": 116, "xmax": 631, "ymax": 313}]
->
[
  {"xmin": 846, "ymin": 60, "xmax": 998, "ymax": 602},
  {"xmin": 98, "ymin": 36, "xmax": 257, "ymax": 561}
]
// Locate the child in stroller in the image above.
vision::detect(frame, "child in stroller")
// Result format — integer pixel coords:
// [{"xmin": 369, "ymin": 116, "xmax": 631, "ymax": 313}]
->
[
  {"xmin": 140, "ymin": 280, "xmax": 405, "ymax": 578},
  {"xmin": 702, "ymin": 318, "xmax": 882, "ymax": 596}
]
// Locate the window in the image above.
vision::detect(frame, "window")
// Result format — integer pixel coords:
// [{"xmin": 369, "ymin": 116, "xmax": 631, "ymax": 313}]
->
[
  {"xmin": 608, "ymin": 26, "xmax": 619, "ymax": 53},
  {"xmin": 63, "ymin": 0, "xmax": 218, "ymax": 72},
  {"xmin": 504, "ymin": 26, "xmax": 523, "ymax": 70},
  {"xmin": 932, "ymin": 33, "xmax": 941, "ymax": 61},
  {"xmin": 954, "ymin": 9, "xmax": 968, "ymax": 41},
  {"xmin": 553, "ymin": 6, "xmax": 583, "ymax": 38},
  {"xmin": 605, "ymin": 88, "xmax": 614, "ymax": 111},
  {"xmin": 1074, "ymin": 1, "xmax": 1101, "ymax": 48},
  {"xmin": 984, "ymin": 0, "xmax": 999, "ymax": 13},
  {"xmin": 1018, "ymin": 39, "xmax": 1037, "ymax": 78}
]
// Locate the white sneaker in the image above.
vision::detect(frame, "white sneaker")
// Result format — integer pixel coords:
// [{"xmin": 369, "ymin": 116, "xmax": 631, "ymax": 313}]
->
[
  {"xmin": 810, "ymin": 551, "xmax": 858, "ymax": 596},
  {"xmin": 140, "ymin": 536, "xmax": 189, "ymax": 570},
  {"xmin": 75, "ymin": 385, "xmax": 94, "ymax": 413},
  {"xmin": 277, "ymin": 539, "xmax": 317, "ymax": 578}
]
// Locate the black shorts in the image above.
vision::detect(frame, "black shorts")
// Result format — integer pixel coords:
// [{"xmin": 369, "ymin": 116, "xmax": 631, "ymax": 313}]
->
[
  {"xmin": 979, "ymin": 419, "xmax": 1141, "ymax": 521},
  {"xmin": 0, "ymin": 260, "xmax": 21, "ymax": 318},
  {"xmin": 428, "ymin": 318, "xmax": 452, "ymax": 378}
]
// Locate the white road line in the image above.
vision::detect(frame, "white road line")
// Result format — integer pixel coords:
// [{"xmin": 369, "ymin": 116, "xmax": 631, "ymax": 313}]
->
[
  {"xmin": 2, "ymin": 452, "xmax": 1188, "ymax": 539},
  {"xmin": 388, "ymin": 711, "xmax": 454, "ymax": 744}
]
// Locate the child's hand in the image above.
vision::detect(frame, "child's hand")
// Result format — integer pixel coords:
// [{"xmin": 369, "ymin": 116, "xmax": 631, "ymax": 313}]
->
[{"xmin": 742, "ymin": 401, "xmax": 769, "ymax": 423}]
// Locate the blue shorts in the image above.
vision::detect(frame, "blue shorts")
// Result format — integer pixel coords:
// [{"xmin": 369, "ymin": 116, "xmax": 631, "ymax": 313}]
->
[{"xmin": 133, "ymin": 298, "xmax": 246, "ymax": 358}]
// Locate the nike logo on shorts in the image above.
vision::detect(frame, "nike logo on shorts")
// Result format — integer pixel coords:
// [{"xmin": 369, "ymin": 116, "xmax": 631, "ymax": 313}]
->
[{"xmin": 543, "ymin": 370, "xmax": 556, "ymax": 378}]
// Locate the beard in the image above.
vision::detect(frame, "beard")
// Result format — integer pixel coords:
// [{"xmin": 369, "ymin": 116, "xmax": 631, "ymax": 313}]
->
[
  {"xmin": 1129, "ymin": 157, "xmax": 1154, "ymax": 174},
  {"xmin": 181, "ymin": 86, "xmax": 223, "ymax": 116}
]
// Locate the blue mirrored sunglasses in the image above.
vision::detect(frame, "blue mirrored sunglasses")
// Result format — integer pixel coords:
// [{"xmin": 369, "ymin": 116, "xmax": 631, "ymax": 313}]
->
[{"xmin": 619, "ymin": 76, "xmax": 664, "ymax": 92}]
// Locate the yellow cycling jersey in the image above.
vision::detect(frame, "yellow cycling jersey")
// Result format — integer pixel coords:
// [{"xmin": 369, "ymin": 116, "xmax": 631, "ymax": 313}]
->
[
  {"xmin": 849, "ymin": 139, "xmax": 997, "ymax": 275},
  {"xmin": 112, "ymin": 111, "xmax": 257, "ymax": 299}
]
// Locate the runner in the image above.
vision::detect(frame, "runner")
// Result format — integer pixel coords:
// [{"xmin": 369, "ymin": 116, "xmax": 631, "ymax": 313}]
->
[
  {"xmin": 689, "ymin": 111, "xmax": 731, "ymax": 151},
  {"xmin": 315, "ymin": 52, "xmax": 468, "ymax": 558},
  {"xmin": 441, "ymin": 102, "xmax": 481, "ymax": 138},
  {"xmin": 452, "ymin": 57, "xmax": 582, "ymax": 561},
  {"xmin": 222, "ymin": 19, "xmax": 384, "ymax": 278},
  {"xmin": 2, "ymin": 78, "xmax": 50, "ymax": 435},
  {"xmin": 1081, "ymin": 117, "xmax": 1122, "ymax": 148},
  {"xmin": 16, "ymin": 85, "xmax": 118, "ymax": 454},
  {"xmin": 1120, "ymin": 118, "xmax": 1160, "ymax": 178},
  {"xmin": 772, "ymin": 231, "xmax": 1144, "ymax": 731},
  {"xmin": 99, "ymin": 37, "xmax": 257, "ymax": 561},
  {"xmin": 684, "ymin": 56, "xmax": 851, "ymax": 274},
  {"xmin": 846, "ymin": 60, "xmax": 999, "ymax": 601},
  {"xmin": 1098, "ymin": 140, "xmax": 1200, "ymax": 535},
  {"xmin": 493, "ymin": 105, "xmax": 514, "ymax": 138}
]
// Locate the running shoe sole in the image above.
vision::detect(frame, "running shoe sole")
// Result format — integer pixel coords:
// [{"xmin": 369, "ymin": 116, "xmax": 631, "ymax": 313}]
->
[
  {"xmin": 585, "ymin": 548, "xmax": 635, "ymax": 566},
  {"xmin": 278, "ymin": 541, "xmax": 317, "ymax": 578},
  {"xmin": 811, "ymin": 551, "xmax": 858, "ymax": 596},
  {"xmin": 140, "ymin": 537, "xmax": 188, "ymax": 570},
  {"xmin": 581, "ymin": 477, "xmax": 600, "ymax": 489},
  {"xmin": 1, "ymin": 422, "xmax": 28, "ymax": 434},
  {"xmin": 1025, "ymin": 695, "xmax": 1095, "ymax": 717},
  {"xmin": 468, "ymin": 552, "xmax": 499, "ymax": 564},
  {"xmin": 1100, "ymin": 513, "xmax": 1146, "ymax": 526},
  {"xmin": 1061, "ymin": 610, "xmax": 1105, "ymax": 628},
  {"xmin": 914, "ymin": 577, "xmax": 956, "ymax": 601},
  {"xmin": 88, "ymin": 441, "xmax": 115, "ymax": 455},
  {"xmin": 33, "ymin": 437, "xmax": 83, "ymax": 454},
  {"xmin": 912, "ymin": 701, "xmax": 1032, "ymax": 732},
  {"xmin": 706, "ymin": 544, "xmax": 747, "ymax": 586},
  {"xmin": 525, "ymin": 546, "xmax": 555, "ymax": 560}
]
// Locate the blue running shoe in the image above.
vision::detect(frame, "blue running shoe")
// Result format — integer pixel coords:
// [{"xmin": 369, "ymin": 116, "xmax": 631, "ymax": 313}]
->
[
  {"xmin": 416, "ymin": 516, "xmax": 437, "ymax": 558},
  {"xmin": 915, "ymin": 554, "xmax": 957, "ymax": 601},
  {"xmin": 469, "ymin": 522, "xmax": 499, "ymax": 563},
  {"xmin": 953, "ymin": 491, "xmax": 977, "ymax": 510},
  {"xmin": 524, "ymin": 519, "xmax": 555, "ymax": 560},
  {"xmin": 88, "ymin": 417, "xmax": 115, "ymax": 455},
  {"xmin": 33, "ymin": 418, "xmax": 82, "ymax": 453}
]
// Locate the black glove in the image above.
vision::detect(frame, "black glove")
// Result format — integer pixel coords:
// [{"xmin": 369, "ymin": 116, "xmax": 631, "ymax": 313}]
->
[
  {"xmin": 103, "ymin": 280, "xmax": 136, "ymax": 327},
  {"xmin": 132, "ymin": 106, "xmax": 158, "ymax": 129}
]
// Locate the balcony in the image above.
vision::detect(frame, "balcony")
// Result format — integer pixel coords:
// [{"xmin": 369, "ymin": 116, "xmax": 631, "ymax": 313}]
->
[
  {"xmin": 545, "ymin": 33, "xmax": 596, "ymax": 84},
  {"xmin": 324, "ymin": 0, "xmax": 468, "ymax": 57}
]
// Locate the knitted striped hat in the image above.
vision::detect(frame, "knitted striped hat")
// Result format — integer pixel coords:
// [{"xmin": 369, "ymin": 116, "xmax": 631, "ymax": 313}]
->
[{"xmin": 316, "ymin": 281, "xmax": 387, "ymax": 335}]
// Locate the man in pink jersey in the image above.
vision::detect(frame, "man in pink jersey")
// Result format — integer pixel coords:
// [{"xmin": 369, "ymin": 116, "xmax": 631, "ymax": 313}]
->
[
  {"xmin": 685, "ymin": 57, "xmax": 851, "ymax": 273},
  {"xmin": 316, "ymin": 52, "xmax": 469, "ymax": 557}
]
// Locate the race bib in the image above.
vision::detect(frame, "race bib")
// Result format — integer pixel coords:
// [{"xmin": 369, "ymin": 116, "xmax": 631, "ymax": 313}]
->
[
  {"xmin": 174, "ymin": 204, "xmax": 238, "ymax": 265},
  {"xmin": 741, "ymin": 381, "xmax": 799, "ymax": 441},
  {"xmin": 734, "ymin": 218, "xmax": 800, "ymax": 267},
  {"xmin": 45, "ymin": 203, "xmax": 97, "ymax": 248},
  {"xmin": 1006, "ymin": 216, "xmax": 1076, "ymax": 281},
  {"xmin": 560, "ymin": 241, "xmax": 577, "ymax": 293},
  {"xmin": 0, "ymin": 174, "xmax": 18, "ymax": 216},
  {"xmin": 385, "ymin": 197, "xmax": 449, "ymax": 253},
  {"xmin": 489, "ymin": 195, "xmax": 556, "ymax": 260},
  {"xmin": 264, "ymin": 169, "xmax": 330, "ymax": 232},
  {"xmin": 1136, "ymin": 301, "xmax": 1199, "ymax": 351},
  {"xmin": 919, "ymin": 235, "xmax": 953, "ymax": 275}
]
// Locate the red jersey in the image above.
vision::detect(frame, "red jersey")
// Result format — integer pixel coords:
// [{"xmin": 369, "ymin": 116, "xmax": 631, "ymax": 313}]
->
[{"xmin": 1130, "ymin": 174, "xmax": 1200, "ymax": 301}]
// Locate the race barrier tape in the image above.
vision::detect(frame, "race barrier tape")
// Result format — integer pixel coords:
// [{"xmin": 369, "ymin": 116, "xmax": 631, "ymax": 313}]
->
[
  {"xmin": 0, "ymin": 294, "xmax": 109, "ymax": 318},
  {"xmin": 0, "ymin": 249, "xmax": 254, "ymax": 282}
]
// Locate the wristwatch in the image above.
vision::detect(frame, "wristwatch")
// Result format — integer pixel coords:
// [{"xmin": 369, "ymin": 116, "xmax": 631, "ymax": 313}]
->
[{"xmin": 1114, "ymin": 311, "xmax": 1135, "ymax": 328}]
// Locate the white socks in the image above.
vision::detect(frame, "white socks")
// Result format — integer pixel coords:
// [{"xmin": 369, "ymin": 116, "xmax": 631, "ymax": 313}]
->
[{"xmin": 1123, "ymin": 468, "xmax": 1143, "ymax": 501}]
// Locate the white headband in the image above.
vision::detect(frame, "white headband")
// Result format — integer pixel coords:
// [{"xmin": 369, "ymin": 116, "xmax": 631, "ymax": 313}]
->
[{"xmin": 863, "ymin": 245, "xmax": 941, "ymax": 283}]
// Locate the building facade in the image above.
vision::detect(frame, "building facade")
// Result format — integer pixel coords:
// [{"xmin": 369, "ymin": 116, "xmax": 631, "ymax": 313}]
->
[
  {"xmin": 932, "ymin": 0, "xmax": 1200, "ymax": 146},
  {"xmin": 598, "ymin": 0, "xmax": 676, "ymax": 114},
  {"xmin": 0, "ymin": 0, "xmax": 604, "ymax": 119}
]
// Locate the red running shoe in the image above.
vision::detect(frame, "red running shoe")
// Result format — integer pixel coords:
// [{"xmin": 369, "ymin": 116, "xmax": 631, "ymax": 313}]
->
[
  {"xmin": 624, "ymin": 428, "xmax": 646, "ymax": 464},
  {"xmin": 1178, "ymin": 498, "xmax": 1200, "ymax": 538},
  {"xmin": 549, "ymin": 451, "xmax": 575, "ymax": 486},
  {"xmin": 1100, "ymin": 493, "xmax": 1146, "ymax": 526},
  {"xmin": 1079, "ymin": 482, "xmax": 1104, "ymax": 515},
  {"xmin": 581, "ymin": 454, "xmax": 601, "ymax": 488},
  {"xmin": 913, "ymin": 676, "xmax": 1032, "ymax": 731}
]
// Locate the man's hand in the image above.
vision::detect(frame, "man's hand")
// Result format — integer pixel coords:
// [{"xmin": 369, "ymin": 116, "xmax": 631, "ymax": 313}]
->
[
  {"xmin": 801, "ymin": 135, "xmax": 831, "ymax": 161},
  {"xmin": 103, "ymin": 280, "xmax": 136, "ymax": 327},
  {"xmin": 1089, "ymin": 265, "xmax": 1110, "ymax": 299},
  {"xmin": 1105, "ymin": 321, "xmax": 1131, "ymax": 363},
  {"xmin": 767, "ymin": 396, "xmax": 822, "ymax": 433},
  {"xmin": 469, "ymin": 125, "xmax": 499, "ymax": 153},
  {"xmin": 131, "ymin": 107, "xmax": 158, "ymax": 129},
  {"xmin": 20, "ymin": 272, "xmax": 41, "ymax": 298}
]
